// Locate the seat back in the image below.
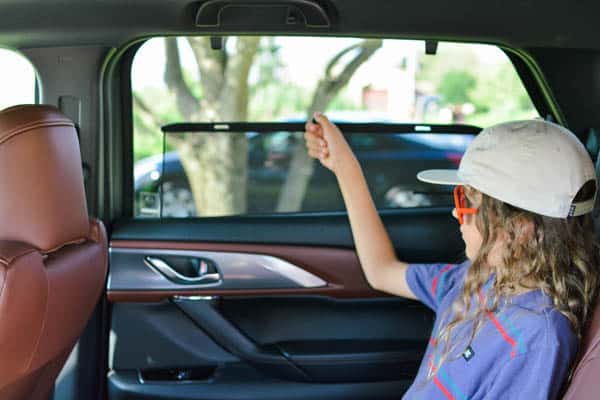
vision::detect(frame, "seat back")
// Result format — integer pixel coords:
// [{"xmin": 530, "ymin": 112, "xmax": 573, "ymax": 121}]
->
[
  {"xmin": 0, "ymin": 105, "xmax": 107, "ymax": 400},
  {"xmin": 563, "ymin": 307, "xmax": 600, "ymax": 399},
  {"xmin": 563, "ymin": 148, "xmax": 600, "ymax": 399}
]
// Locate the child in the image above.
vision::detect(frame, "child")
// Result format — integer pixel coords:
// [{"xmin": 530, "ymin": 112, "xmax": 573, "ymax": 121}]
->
[{"xmin": 304, "ymin": 114, "xmax": 600, "ymax": 399}]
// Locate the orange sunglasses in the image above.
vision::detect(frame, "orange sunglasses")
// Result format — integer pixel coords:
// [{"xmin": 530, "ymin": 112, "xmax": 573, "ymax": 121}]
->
[{"xmin": 453, "ymin": 185, "xmax": 478, "ymax": 224}]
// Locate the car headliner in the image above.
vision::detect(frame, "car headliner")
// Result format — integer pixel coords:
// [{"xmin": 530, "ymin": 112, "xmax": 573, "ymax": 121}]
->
[
  {"xmin": 0, "ymin": 1, "xmax": 598, "ymax": 137},
  {"xmin": 0, "ymin": 0, "xmax": 597, "ymax": 50}
]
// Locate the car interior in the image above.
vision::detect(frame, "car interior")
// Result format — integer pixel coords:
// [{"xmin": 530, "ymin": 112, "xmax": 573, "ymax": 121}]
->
[{"xmin": 1, "ymin": 1, "xmax": 600, "ymax": 399}]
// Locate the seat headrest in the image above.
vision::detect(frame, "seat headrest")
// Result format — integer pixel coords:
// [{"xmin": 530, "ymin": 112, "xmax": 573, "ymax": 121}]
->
[{"xmin": 0, "ymin": 105, "xmax": 89, "ymax": 252}]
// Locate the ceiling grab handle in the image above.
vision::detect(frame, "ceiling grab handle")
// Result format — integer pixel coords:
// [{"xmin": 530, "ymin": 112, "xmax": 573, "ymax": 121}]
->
[{"xmin": 195, "ymin": 0, "xmax": 332, "ymax": 28}]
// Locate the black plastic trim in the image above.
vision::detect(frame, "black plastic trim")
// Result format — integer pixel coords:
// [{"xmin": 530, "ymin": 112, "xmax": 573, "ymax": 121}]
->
[
  {"xmin": 174, "ymin": 298, "xmax": 311, "ymax": 381},
  {"xmin": 504, "ymin": 49, "xmax": 553, "ymax": 123},
  {"xmin": 110, "ymin": 302, "xmax": 239, "ymax": 370},
  {"xmin": 112, "ymin": 209, "xmax": 465, "ymax": 263},
  {"xmin": 119, "ymin": 43, "xmax": 141, "ymax": 219},
  {"xmin": 108, "ymin": 370, "xmax": 411, "ymax": 400},
  {"xmin": 162, "ymin": 121, "xmax": 481, "ymax": 135}
]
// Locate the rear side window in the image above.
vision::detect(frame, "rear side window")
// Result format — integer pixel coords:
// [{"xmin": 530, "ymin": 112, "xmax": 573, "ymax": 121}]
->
[
  {"xmin": 0, "ymin": 49, "xmax": 37, "ymax": 109},
  {"xmin": 131, "ymin": 37, "xmax": 537, "ymax": 218}
]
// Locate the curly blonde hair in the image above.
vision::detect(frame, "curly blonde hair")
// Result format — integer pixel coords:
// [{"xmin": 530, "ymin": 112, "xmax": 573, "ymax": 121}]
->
[{"xmin": 429, "ymin": 181, "xmax": 600, "ymax": 377}]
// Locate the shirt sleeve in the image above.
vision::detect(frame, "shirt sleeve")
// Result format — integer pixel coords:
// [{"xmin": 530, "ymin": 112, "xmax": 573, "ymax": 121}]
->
[
  {"xmin": 483, "ymin": 346, "xmax": 572, "ymax": 400},
  {"xmin": 405, "ymin": 261, "xmax": 468, "ymax": 312}
]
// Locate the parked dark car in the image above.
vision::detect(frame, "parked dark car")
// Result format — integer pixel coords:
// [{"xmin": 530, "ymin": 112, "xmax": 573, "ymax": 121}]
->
[{"xmin": 134, "ymin": 128, "xmax": 474, "ymax": 217}]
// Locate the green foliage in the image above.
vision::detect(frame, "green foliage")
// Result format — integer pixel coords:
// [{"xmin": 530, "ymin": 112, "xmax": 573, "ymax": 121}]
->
[
  {"xmin": 133, "ymin": 113, "xmax": 162, "ymax": 161},
  {"xmin": 438, "ymin": 69, "xmax": 476, "ymax": 105},
  {"xmin": 133, "ymin": 88, "xmax": 183, "ymax": 162},
  {"xmin": 249, "ymin": 83, "xmax": 311, "ymax": 120},
  {"xmin": 416, "ymin": 43, "xmax": 537, "ymax": 126},
  {"xmin": 183, "ymin": 68, "xmax": 203, "ymax": 100},
  {"xmin": 328, "ymin": 88, "xmax": 361, "ymax": 112},
  {"xmin": 467, "ymin": 62, "xmax": 537, "ymax": 126}
]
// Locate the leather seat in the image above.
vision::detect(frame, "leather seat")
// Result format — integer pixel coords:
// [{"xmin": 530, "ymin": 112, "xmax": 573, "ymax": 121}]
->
[
  {"xmin": 563, "ymin": 150, "xmax": 600, "ymax": 399},
  {"xmin": 564, "ymin": 306, "xmax": 600, "ymax": 399},
  {"xmin": 0, "ymin": 105, "xmax": 107, "ymax": 400}
]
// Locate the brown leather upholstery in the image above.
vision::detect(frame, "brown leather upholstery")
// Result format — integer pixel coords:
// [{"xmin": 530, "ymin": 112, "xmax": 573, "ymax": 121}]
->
[
  {"xmin": 563, "ymin": 153, "xmax": 600, "ymax": 399},
  {"xmin": 0, "ymin": 105, "xmax": 90, "ymax": 252},
  {"xmin": 0, "ymin": 105, "xmax": 107, "ymax": 400},
  {"xmin": 563, "ymin": 304, "xmax": 600, "ymax": 399}
]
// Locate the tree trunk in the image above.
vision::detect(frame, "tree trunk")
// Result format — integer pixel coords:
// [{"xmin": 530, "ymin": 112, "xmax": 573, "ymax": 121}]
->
[
  {"xmin": 164, "ymin": 37, "xmax": 259, "ymax": 216},
  {"xmin": 177, "ymin": 132, "xmax": 247, "ymax": 216}
]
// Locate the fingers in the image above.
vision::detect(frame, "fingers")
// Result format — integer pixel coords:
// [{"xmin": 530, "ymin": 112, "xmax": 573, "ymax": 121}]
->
[
  {"xmin": 312, "ymin": 111, "xmax": 329, "ymax": 126},
  {"xmin": 305, "ymin": 119, "xmax": 323, "ymax": 136},
  {"xmin": 308, "ymin": 148, "xmax": 329, "ymax": 160},
  {"xmin": 304, "ymin": 130, "xmax": 326, "ymax": 149},
  {"xmin": 305, "ymin": 131, "xmax": 329, "ymax": 160},
  {"xmin": 305, "ymin": 111, "xmax": 334, "ymax": 161}
]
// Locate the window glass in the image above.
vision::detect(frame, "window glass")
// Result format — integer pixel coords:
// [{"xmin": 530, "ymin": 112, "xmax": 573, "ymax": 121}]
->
[
  {"xmin": 132, "ymin": 37, "xmax": 537, "ymax": 218},
  {"xmin": 0, "ymin": 49, "xmax": 37, "ymax": 109}
]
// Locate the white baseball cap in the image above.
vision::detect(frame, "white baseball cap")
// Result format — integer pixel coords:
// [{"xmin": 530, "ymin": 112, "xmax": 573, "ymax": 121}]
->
[{"xmin": 417, "ymin": 120, "xmax": 597, "ymax": 218}]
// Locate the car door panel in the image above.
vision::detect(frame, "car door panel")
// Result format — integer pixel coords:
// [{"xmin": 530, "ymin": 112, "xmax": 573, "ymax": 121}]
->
[{"xmin": 107, "ymin": 210, "xmax": 464, "ymax": 399}]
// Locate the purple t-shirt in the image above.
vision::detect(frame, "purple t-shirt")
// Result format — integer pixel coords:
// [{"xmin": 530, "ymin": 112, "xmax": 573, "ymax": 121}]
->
[{"xmin": 403, "ymin": 261, "xmax": 577, "ymax": 400}]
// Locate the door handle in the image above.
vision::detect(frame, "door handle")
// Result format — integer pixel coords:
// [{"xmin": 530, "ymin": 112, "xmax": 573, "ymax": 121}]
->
[{"xmin": 144, "ymin": 256, "xmax": 221, "ymax": 285}]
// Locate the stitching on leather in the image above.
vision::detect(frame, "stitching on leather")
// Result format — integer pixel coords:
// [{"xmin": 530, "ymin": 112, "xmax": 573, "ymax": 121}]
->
[
  {"xmin": 0, "ymin": 248, "xmax": 39, "ymax": 267},
  {"xmin": 88, "ymin": 220, "xmax": 100, "ymax": 243},
  {"xmin": 43, "ymin": 237, "xmax": 87, "ymax": 255},
  {"xmin": 0, "ymin": 237, "xmax": 88, "ymax": 265},
  {"xmin": 0, "ymin": 119, "xmax": 74, "ymax": 146}
]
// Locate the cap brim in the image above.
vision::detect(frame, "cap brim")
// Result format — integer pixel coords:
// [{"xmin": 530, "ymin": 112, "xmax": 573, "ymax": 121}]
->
[{"xmin": 417, "ymin": 169, "xmax": 464, "ymax": 186}]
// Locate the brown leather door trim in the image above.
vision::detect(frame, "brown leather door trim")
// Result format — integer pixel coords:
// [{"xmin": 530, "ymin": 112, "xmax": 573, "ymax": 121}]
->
[{"xmin": 108, "ymin": 240, "xmax": 389, "ymax": 302}]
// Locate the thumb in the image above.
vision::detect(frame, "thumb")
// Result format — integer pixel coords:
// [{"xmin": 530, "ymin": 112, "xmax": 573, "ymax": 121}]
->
[{"xmin": 313, "ymin": 112, "xmax": 334, "ymax": 131}]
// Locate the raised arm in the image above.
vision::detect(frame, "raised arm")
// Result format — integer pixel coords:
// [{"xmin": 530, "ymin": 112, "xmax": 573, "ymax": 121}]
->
[{"xmin": 305, "ymin": 113, "xmax": 416, "ymax": 299}]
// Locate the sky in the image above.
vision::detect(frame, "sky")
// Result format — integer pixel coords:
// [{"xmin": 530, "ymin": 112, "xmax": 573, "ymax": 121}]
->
[{"xmin": 0, "ymin": 48, "xmax": 36, "ymax": 109}]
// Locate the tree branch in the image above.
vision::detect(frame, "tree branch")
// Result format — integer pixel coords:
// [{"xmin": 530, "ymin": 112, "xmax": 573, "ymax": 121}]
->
[
  {"xmin": 323, "ymin": 43, "xmax": 361, "ymax": 79},
  {"xmin": 133, "ymin": 92, "xmax": 155, "ymax": 119},
  {"xmin": 164, "ymin": 37, "xmax": 200, "ymax": 119},
  {"xmin": 276, "ymin": 39, "xmax": 383, "ymax": 212},
  {"xmin": 308, "ymin": 39, "xmax": 383, "ymax": 116},
  {"xmin": 133, "ymin": 92, "xmax": 188, "ymax": 147}
]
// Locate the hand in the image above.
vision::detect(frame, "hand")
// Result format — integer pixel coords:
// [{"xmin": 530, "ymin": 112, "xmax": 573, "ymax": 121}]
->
[{"xmin": 304, "ymin": 112, "xmax": 355, "ymax": 175}]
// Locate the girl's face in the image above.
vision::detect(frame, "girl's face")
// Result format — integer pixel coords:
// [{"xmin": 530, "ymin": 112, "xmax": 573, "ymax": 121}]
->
[{"xmin": 452, "ymin": 188, "xmax": 483, "ymax": 260}]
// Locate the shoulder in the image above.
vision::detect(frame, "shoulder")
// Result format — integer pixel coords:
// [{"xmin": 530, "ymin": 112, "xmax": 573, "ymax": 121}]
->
[
  {"xmin": 543, "ymin": 305, "xmax": 577, "ymax": 351},
  {"xmin": 498, "ymin": 291, "xmax": 577, "ymax": 357},
  {"xmin": 407, "ymin": 259, "xmax": 470, "ymax": 285},
  {"xmin": 409, "ymin": 260, "xmax": 471, "ymax": 293},
  {"xmin": 405, "ymin": 260, "xmax": 470, "ymax": 311},
  {"xmin": 483, "ymin": 339, "xmax": 576, "ymax": 400}
]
